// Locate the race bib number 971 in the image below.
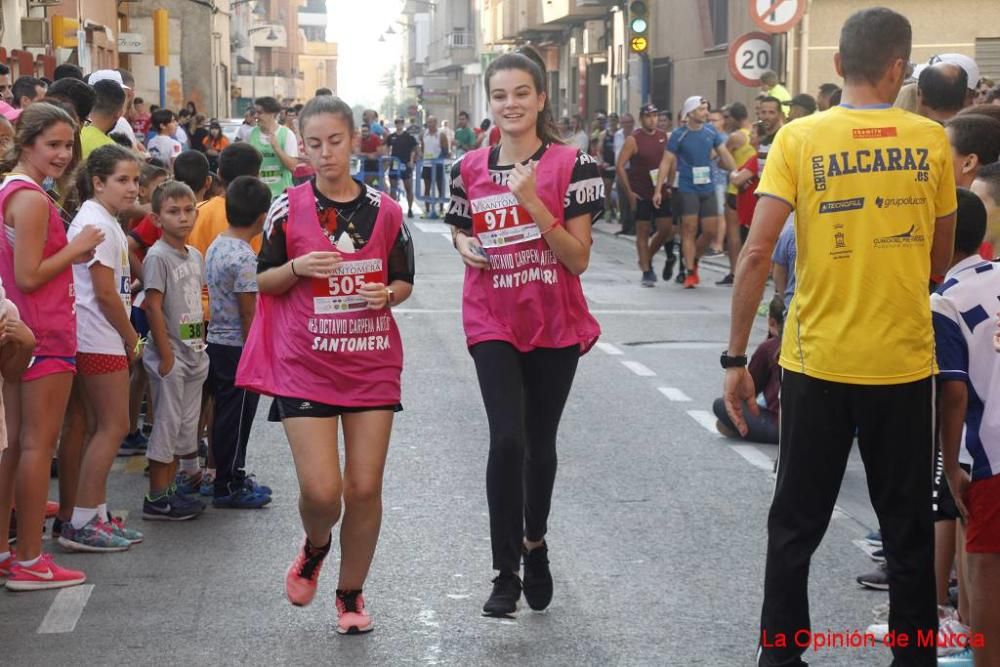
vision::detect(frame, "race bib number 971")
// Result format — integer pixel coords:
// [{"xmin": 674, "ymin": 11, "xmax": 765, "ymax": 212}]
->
[
  {"xmin": 312, "ymin": 258, "xmax": 384, "ymax": 314},
  {"xmin": 471, "ymin": 192, "xmax": 539, "ymax": 249}
]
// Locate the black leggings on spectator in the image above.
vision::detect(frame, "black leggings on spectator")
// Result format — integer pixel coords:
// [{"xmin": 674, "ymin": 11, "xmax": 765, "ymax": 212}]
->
[
  {"xmin": 470, "ymin": 341, "xmax": 580, "ymax": 574},
  {"xmin": 712, "ymin": 398, "xmax": 779, "ymax": 444}
]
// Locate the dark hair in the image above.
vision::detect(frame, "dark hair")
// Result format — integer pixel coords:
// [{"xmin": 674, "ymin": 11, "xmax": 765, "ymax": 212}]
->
[
  {"xmin": 298, "ymin": 94, "xmax": 355, "ymax": 136},
  {"xmin": 659, "ymin": 110, "xmax": 674, "ymax": 121},
  {"xmin": 151, "ymin": 108, "xmax": 176, "ymax": 132},
  {"xmin": 946, "ymin": 115, "xmax": 1000, "ymax": 167},
  {"xmin": 0, "ymin": 102, "xmax": 77, "ymax": 174},
  {"xmin": 149, "ymin": 104, "xmax": 160, "ymax": 114},
  {"xmin": 830, "ymin": 89, "xmax": 843, "ymax": 106},
  {"xmin": 116, "ymin": 68, "xmax": 135, "ymax": 88},
  {"xmin": 818, "ymin": 83, "xmax": 841, "ymax": 97},
  {"xmin": 293, "ymin": 103, "xmax": 304, "ymax": 114},
  {"xmin": 76, "ymin": 143, "xmax": 139, "ymax": 201},
  {"xmin": 92, "ymin": 79, "xmax": 126, "ymax": 116},
  {"xmin": 974, "ymin": 160, "xmax": 1000, "ymax": 204},
  {"xmin": 955, "ymin": 187, "xmax": 987, "ymax": 255},
  {"xmin": 768, "ymin": 294, "xmax": 785, "ymax": 326},
  {"xmin": 151, "ymin": 181, "xmax": 196, "ymax": 214},
  {"xmin": 484, "ymin": 52, "xmax": 561, "ymax": 145},
  {"xmin": 759, "ymin": 96, "xmax": 783, "ymax": 112},
  {"xmin": 53, "ymin": 63, "xmax": 84, "ymax": 81},
  {"xmin": 0, "ymin": 64, "xmax": 11, "ymax": 76},
  {"xmin": 838, "ymin": 8, "xmax": 911, "ymax": 86},
  {"xmin": 140, "ymin": 162, "xmax": 170, "ymax": 188},
  {"xmin": 727, "ymin": 102, "xmax": 749, "ymax": 122},
  {"xmin": 225, "ymin": 176, "xmax": 272, "ymax": 228},
  {"xmin": 185, "ymin": 101, "xmax": 197, "ymax": 114},
  {"xmin": 12, "ymin": 76, "xmax": 45, "ymax": 108},
  {"xmin": 958, "ymin": 103, "xmax": 1000, "ymax": 124},
  {"xmin": 480, "ymin": 118, "xmax": 491, "ymax": 131},
  {"xmin": 790, "ymin": 94, "xmax": 817, "ymax": 115},
  {"xmin": 458, "ymin": 110, "xmax": 469, "ymax": 119},
  {"xmin": 315, "ymin": 87, "xmax": 334, "ymax": 97},
  {"xmin": 45, "ymin": 78, "xmax": 96, "ymax": 121},
  {"xmin": 109, "ymin": 132, "xmax": 133, "ymax": 148},
  {"xmin": 173, "ymin": 150, "xmax": 210, "ymax": 194},
  {"xmin": 134, "ymin": 97, "xmax": 144, "ymax": 106},
  {"xmin": 919, "ymin": 64, "xmax": 968, "ymax": 112},
  {"xmin": 254, "ymin": 96, "xmax": 282, "ymax": 114},
  {"xmin": 219, "ymin": 142, "xmax": 263, "ymax": 184}
]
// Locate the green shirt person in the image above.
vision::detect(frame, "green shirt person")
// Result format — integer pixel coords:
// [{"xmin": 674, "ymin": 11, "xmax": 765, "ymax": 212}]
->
[{"xmin": 248, "ymin": 96, "xmax": 299, "ymax": 198}]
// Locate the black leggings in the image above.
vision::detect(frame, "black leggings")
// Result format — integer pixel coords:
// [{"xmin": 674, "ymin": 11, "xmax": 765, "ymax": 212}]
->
[{"xmin": 470, "ymin": 341, "xmax": 580, "ymax": 573}]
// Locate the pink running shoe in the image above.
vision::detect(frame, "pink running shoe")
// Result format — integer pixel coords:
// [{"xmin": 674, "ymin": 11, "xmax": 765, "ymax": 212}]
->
[
  {"xmin": 285, "ymin": 540, "xmax": 328, "ymax": 607},
  {"xmin": 5, "ymin": 553, "xmax": 86, "ymax": 591},
  {"xmin": 336, "ymin": 590, "xmax": 374, "ymax": 635},
  {"xmin": 0, "ymin": 552, "xmax": 14, "ymax": 579}
]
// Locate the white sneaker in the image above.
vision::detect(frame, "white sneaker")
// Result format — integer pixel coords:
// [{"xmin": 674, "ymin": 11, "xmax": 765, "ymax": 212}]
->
[
  {"xmin": 938, "ymin": 616, "xmax": 971, "ymax": 657},
  {"xmin": 872, "ymin": 602, "xmax": 890, "ymax": 623},
  {"xmin": 865, "ymin": 623, "xmax": 889, "ymax": 643}
]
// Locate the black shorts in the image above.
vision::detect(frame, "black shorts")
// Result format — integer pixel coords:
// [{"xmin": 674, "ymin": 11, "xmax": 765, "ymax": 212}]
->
[
  {"xmin": 934, "ymin": 448, "xmax": 972, "ymax": 521},
  {"xmin": 390, "ymin": 166, "xmax": 413, "ymax": 180},
  {"xmin": 635, "ymin": 197, "xmax": 671, "ymax": 222},
  {"xmin": 725, "ymin": 193, "xmax": 738, "ymax": 210},
  {"xmin": 268, "ymin": 396, "xmax": 402, "ymax": 421}
]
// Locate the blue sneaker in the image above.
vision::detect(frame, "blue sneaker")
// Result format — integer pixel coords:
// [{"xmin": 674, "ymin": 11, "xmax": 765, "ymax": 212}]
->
[
  {"xmin": 242, "ymin": 475, "xmax": 272, "ymax": 496},
  {"xmin": 58, "ymin": 516, "xmax": 131, "ymax": 552},
  {"xmin": 937, "ymin": 648, "xmax": 973, "ymax": 665},
  {"xmin": 865, "ymin": 530, "xmax": 882, "ymax": 547},
  {"xmin": 213, "ymin": 486, "xmax": 272, "ymax": 509},
  {"xmin": 119, "ymin": 431, "xmax": 148, "ymax": 456},
  {"xmin": 174, "ymin": 471, "xmax": 202, "ymax": 496},
  {"xmin": 199, "ymin": 471, "xmax": 216, "ymax": 497},
  {"xmin": 142, "ymin": 492, "xmax": 201, "ymax": 521},
  {"xmin": 108, "ymin": 516, "xmax": 143, "ymax": 544}
]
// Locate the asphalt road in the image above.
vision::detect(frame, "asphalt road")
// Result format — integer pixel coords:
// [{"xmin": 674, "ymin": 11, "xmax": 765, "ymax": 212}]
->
[{"xmin": 0, "ymin": 213, "xmax": 894, "ymax": 666}]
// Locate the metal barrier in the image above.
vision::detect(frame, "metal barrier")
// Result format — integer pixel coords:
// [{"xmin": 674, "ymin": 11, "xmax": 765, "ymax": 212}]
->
[{"xmin": 414, "ymin": 158, "xmax": 453, "ymax": 219}]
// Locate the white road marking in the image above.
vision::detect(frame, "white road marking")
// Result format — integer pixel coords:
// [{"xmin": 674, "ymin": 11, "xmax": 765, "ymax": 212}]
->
[
  {"xmin": 728, "ymin": 444, "xmax": 774, "ymax": 473},
  {"xmin": 414, "ymin": 222, "xmax": 450, "ymax": 234},
  {"xmin": 446, "ymin": 593, "xmax": 470, "ymax": 600},
  {"xmin": 686, "ymin": 409, "xmax": 720, "ymax": 434},
  {"xmin": 594, "ymin": 342, "xmax": 624, "ymax": 356},
  {"xmin": 621, "ymin": 360, "xmax": 656, "ymax": 377},
  {"xmin": 852, "ymin": 538, "xmax": 882, "ymax": 558},
  {"xmin": 391, "ymin": 308, "xmax": 728, "ymax": 316},
  {"xmin": 658, "ymin": 387, "xmax": 691, "ymax": 402},
  {"xmin": 439, "ymin": 233, "xmax": 453, "ymax": 242},
  {"xmin": 37, "ymin": 584, "xmax": 94, "ymax": 634}
]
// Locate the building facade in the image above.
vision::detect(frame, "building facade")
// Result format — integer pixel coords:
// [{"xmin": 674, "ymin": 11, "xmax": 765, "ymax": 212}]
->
[{"xmin": 299, "ymin": 0, "xmax": 338, "ymax": 98}]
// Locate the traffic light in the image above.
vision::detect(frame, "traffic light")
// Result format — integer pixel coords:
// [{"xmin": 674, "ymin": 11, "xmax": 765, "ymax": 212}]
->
[
  {"xmin": 51, "ymin": 15, "xmax": 78, "ymax": 49},
  {"xmin": 153, "ymin": 9, "xmax": 169, "ymax": 67},
  {"xmin": 629, "ymin": 1, "xmax": 649, "ymax": 54}
]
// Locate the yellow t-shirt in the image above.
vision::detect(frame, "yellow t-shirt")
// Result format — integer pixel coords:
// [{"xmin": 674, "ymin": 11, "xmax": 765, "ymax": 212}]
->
[
  {"xmin": 757, "ymin": 105, "xmax": 957, "ymax": 385},
  {"xmin": 189, "ymin": 195, "xmax": 263, "ymax": 319},
  {"xmin": 727, "ymin": 127, "xmax": 756, "ymax": 196},
  {"xmin": 80, "ymin": 125, "xmax": 114, "ymax": 160},
  {"xmin": 766, "ymin": 84, "xmax": 792, "ymax": 105}
]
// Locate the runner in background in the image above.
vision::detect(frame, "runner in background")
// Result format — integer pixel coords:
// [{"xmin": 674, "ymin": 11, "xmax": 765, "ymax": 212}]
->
[
  {"xmin": 420, "ymin": 116, "xmax": 449, "ymax": 218},
  {"xmin": 385, "ymin": 118, "xmax": 418, "ymax": 219},
  {"xmin": 249, "ymin": 96, "xmax": 299, "ymax": 199},
  {"xmin": 718, "ymin": 102, "xmax": 756, "ymax": 285}
]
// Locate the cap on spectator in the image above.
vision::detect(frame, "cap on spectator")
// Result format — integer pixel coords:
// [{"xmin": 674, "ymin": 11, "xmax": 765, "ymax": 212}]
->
[
  {"xmin": 87, "ymin": 69, "xmax": 130, "ymax": 90},
  {"xmin": 680, "ymin": 95, "xmax": 705, "ymax": 120},
  {"xmin": 929, "ymin": 54, "xmax": 980, "ymax": 91},
  {"xmin": 789, "ymin": 94, "xmax": 817, "ymax": 115},
  {"xmin": 639, "ymin": 103, "xmax": 658, "ymax": 117}
]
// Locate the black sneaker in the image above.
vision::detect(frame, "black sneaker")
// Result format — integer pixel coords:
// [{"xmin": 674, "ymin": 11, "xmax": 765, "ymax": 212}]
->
[
  {"xmin": 716, "ymin": 273, "xmax": 734, "ymax": 286},
  {"xmin": 675, "ymin": 268, "xmax": 686, "ymax": 284},
  {"xmin": 482, "ymin": 572, "xmax": 521, "ymax": 618},
  {"xmin": 662, "ymin": 253, "xmax": 677, "ymax": 282},
  {"xmin": 52, "ymin": 517, "xmax": 64, "ymax": 538},
  {"xmin": 640, "ymin": 270, "xmax": 656, "ymax": 287},
  {"xmin": 857, "ymin": 564, "xmax": 889, "ymax": 590},
  {"xmin": 407, "ymin": 209, "xmax": 413, "ymax": 219},
  {"xmin": 522, "ymin": 542, "xmax": 553, "ymax": 611}
]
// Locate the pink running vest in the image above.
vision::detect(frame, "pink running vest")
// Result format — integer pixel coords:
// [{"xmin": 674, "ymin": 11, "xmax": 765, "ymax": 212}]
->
[
  {"xmin": 459, "ymin": 144, "xmax": 601, "ymax": 353},
  {"xmin": 0, "ymin": 176, "xmax": 76, "ymax": 359},
  {"xmin": 236, "ymin": 182, "xmax": 404, "ymax": 406}
]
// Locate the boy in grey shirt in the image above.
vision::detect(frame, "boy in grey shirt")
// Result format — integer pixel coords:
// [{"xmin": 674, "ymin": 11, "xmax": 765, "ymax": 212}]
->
[{"xmin": 141, "ymin": 182, "xmax": 209, "ymax": 521}]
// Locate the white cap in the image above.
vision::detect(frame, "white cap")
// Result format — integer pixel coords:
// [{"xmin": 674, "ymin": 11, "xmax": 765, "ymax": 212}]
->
[
  {"xmin": 681, "ymin": 95, "xmax": 705, "ymax": 120},
  {"xmin": 88, "ymin": 69, "xmax": 130, "ymax": 90},
  {"xmin": 930, "ymin": 53, "xmax": 980, "ymax": 90}
]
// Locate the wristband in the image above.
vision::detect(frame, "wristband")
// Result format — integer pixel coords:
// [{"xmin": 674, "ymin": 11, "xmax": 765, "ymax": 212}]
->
[
  {"xmin": 539, "ymin": 224, "xmax": 557, "ymax": 235},
  {"xmin": 290, "ymin": 259, "xmax": 299, "ymax": 277}
]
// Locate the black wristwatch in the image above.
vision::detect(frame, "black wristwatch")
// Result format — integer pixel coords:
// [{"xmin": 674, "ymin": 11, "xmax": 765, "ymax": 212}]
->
[{"xmin": 720, "ymin": 351, "xmax": 748, "ymax": 369}]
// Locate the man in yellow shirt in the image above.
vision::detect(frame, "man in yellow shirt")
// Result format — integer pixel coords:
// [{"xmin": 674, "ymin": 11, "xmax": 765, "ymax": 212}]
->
[
  {"xmin": 80, "ymin": 80, "xmax": 125, "ymax": 159},
  {"xmin": 723, "ymin": 8, "xmax": 956, "ymax": 666}
]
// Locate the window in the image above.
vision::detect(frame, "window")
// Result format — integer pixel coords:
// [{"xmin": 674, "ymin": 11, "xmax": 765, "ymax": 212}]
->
[
  {"xmin": 709, "ymin": 0, "xmax": 728, "ymax": 48},
  {"xmin": 976, "ymin": 38, "xmax": 1000, "ymax": 82},
  {"xmin": 651, "ymin": 57, "xmax": 672, "ymax": 113}
]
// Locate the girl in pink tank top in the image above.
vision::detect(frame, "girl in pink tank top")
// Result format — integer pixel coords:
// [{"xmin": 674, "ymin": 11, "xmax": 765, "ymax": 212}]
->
[
  {"xmin": 236, "ymin": 96, "xmax": 414, "ymax": 634},
  {"xmin": 444, "ymin": 52, "xmax": 605, "ymax": 617},
  {"xmin": 0, "ymin": 103, "xmax": 104, "ymax": 591}
]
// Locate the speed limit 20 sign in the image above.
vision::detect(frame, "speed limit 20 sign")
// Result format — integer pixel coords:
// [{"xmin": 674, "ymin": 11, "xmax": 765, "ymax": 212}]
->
[{"xmin": 728, "ymin": 32, "xmax": 773, "ymax": 87}]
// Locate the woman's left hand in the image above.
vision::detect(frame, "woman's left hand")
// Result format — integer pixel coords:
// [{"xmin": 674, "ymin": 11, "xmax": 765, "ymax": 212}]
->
[
  {"xmin": 508, "ymin": 161, "xmax": 540, "ymax": 208},
  {"xmin": 359, "ymin": 282, "xmax": 390, "ymax": 310}
]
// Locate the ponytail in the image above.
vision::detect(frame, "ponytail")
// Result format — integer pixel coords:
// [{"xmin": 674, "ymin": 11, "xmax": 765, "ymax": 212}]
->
[{"xmin": 485, "ymin": 51, "xmax": 563, "ymax": 146}]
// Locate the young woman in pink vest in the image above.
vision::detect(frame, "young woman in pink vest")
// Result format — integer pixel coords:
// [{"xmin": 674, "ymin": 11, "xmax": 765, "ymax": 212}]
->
[
  {"xmin": 237, "ymin": 95, "xmax": 414, "ymax": 635},
  {"xmin": 0, "ymin": 103, "xmax": 105, "ymax": 590},
  {"xmin": 445, "ymin": 52, "xmax": 605, "ymax": 617}
]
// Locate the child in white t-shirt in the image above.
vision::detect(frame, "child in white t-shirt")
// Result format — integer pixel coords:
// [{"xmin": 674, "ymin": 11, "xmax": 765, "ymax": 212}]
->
[{"xmin": 147, "ymin": 109, "xmax": 183, "ymax": 168}]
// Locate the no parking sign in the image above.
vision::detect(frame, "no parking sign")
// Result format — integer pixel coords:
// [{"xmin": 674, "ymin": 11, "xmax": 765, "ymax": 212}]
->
[
  {"xmin": 729, "ymin": 32, "xmax": 774, "ymax": 87},
  {"xmin": 750, "ymin": 0, "xmax": 807, "ymax": 34}
]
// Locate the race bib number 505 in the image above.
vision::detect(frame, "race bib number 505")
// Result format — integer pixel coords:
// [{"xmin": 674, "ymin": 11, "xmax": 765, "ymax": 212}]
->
[
  {"xmin": 312, "ymin": 258, "xmax": 384, "ymax": 314},
  {"xmin": 471, "ymin": 192, "xmax": 539, "ymax": 249}
]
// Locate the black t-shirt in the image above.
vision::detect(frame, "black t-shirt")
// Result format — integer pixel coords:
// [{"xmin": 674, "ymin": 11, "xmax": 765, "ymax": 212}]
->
[
  {"xmin": 385, "ymin": 130, "xmax": 419, "ymax": 163},
  {"xmin": 444, "ymin": 143, "xmax": 606, "ymax": 231},
  {"xmin": 258, "ymin": 178, "xmax": 415, "ymax": 284}
]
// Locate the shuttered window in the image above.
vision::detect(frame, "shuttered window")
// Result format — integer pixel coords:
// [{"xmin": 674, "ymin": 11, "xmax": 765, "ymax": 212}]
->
[{"xmin": 976, "ymin": 37, "xmax": 1000, "ymax": 82}]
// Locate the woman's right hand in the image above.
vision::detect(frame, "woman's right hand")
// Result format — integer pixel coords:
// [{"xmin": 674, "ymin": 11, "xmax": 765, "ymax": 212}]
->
[
  {"xmin": 455, "ymin": 234, "xmax": 489, "ymax": 270},
  {"xmin": 70, "ymin": 225, "xmax": 105, "ymax": 263},
  {"xmin": 292, "ymin": 251, "xmax": 342, "ymax": 279}
]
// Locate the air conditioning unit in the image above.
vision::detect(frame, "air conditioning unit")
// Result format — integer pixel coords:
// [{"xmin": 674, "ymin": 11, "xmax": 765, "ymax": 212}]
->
[
  {"xmin": 27, "ymin": 0, "xmax": 62, "ymax": 7},
  {"xmin": 21, "ymin": 18, "xmax": 49, "ymax": 47}
]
